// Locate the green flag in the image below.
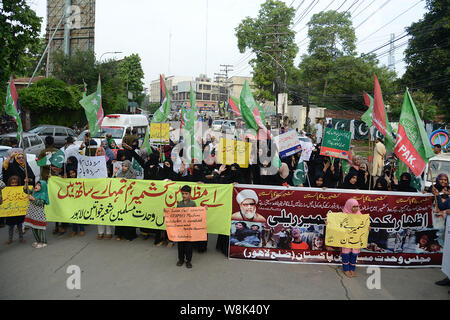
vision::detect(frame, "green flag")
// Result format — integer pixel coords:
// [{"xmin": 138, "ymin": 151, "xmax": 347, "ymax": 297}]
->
[
  {"xmin": 37, "ymin": 155, "xmax": 51, "ymax": 167},
  {"xmin": 49, "ymin": 150, "xmax": 66, "ymax": 169},
  {"xmin": 361, "ymin": 92, "xmax": 373, "ymax": 128},
  {"xmin": 394, "ymin": 88, "xmax": 435, "ymax": 177},
  {"xmin": 152, "ymin": 75, "xmax": 171, "ymax": 123},
  {"xmin": 4, "ymin": 77, "xmax": 23, "ymax": 141},
  {"xmin": 240, "ymin": 81, "xmax": 265, "ymax": 132},
  {"xmin": 141, "ymin": 125, "xmax": 152, "ymax": 155},
  {"xmin": 80, "ymin": 75, "xmax": 104, "ymax": 137},
  {"xmin": 292, "ymin": 160, "xmax": 307, "ymax": 186}
]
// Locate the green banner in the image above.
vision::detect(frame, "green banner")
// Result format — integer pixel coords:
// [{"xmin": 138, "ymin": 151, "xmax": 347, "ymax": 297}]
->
[
  {"xmin": 45, "ymin": 177, "xmax": 233, "ymax": 235},
  {"xmin": 320, "ymin": 127, "xmax": 352, "ymax": 160}
]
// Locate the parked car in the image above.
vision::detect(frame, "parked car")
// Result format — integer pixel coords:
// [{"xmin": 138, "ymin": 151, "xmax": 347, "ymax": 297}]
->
[
  {"xmin": 221, "ymin": 120, "xmax": 236, "ymax": 133},
  {"xmin": 0, "ymin": 145, "xmax": 41, "ymax": 182},
  {"xmin": 0, "ymin": 132, "xmax": 45, "ymax": 156},
  {"xmin": 212, "ymin": 119, "xmax": 224, "ymax": 131},
  {"xmin": 28, "ymin": 125, "xmax": 76, "ymax": 148}
]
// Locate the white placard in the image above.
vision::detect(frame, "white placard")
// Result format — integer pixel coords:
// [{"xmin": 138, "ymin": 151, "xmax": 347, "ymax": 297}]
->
[
  {"xmin": 77, "ymin": 155, "xmax": 108, "ymax": 179},
  {"xmin": 273, "ymin": 130, "xmax": 302, "ymax": 159},
  {"xmin": 300, "ymin": 141, "xmax": 314, "ymax": 161}
]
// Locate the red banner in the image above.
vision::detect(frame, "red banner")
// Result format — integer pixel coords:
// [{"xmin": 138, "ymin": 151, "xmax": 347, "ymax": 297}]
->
[{"xmin": 230, "ymin": 185, "xmax": 443, "ymax": 267}]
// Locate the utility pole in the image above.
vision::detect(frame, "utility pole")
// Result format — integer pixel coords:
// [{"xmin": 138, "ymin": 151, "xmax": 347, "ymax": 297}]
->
[
  {"xmin": 304, "ymin": 82, "xmax": 310, "ymax": 132},
  {"xmin": 388, "ymin": 33, "xmax": 396, "ymax": 71},
  {"xmin": 264, "ymin": 25, "xmax": 289, "ymax": 128},
  {"xmin": 219, "ymin": 64, "xmax": 233, "ymax": 117}
]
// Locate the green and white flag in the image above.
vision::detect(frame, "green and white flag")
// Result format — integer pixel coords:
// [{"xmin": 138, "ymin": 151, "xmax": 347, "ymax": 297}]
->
[
  {"xmin": 37, "ymin": 154, "xmax": 51, "ymax": 167},
  {"xmin": 362, "ymin": 92, "xmax": 374, "ymax": 128},
  {"xmin": 49, "ymin": 149, "xmax": 66, "ymax": 169},
  {"xmin": 292, "ymin": 160, "xmax": 307, "ymax": 186},
  {"xmin": 152, "ymin": 75, "xmax": 171, "ymax": 123},
  {"xmin": 80, "ymin": 75, "xmax": 104, "ymax": 137}
]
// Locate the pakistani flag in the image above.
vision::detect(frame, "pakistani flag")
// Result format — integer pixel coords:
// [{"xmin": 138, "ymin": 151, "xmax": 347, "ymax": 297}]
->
[
  {"xmin": 37, "ymin": 154, "xmax": 51, "ymax": 167},
  {"xmin": 292, "ymin": 160, "xmax": 307, "ymax": 186},
  {"xmin": 49, "ymin": 149, "xmax": 65, "ymax": 169},
  {"xmin": 152, "ymin": 75, "xmax": 171, "ymax": 123},
  {"xmin": 394, "ymin": 88, "xmax": 435, "ymax": 177},
  {"xmin": 4, "ymin": 76, "xmax": 23, "ymax": 141},
  {"xmin": 80, "ymin": 75, "xmax": 104, "ymax": 137}
]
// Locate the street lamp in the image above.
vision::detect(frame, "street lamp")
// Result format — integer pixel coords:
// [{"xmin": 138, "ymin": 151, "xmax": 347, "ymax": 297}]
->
[{"xmin": 99, "ymin": 51, "xmax": 123, "ymax": 62}]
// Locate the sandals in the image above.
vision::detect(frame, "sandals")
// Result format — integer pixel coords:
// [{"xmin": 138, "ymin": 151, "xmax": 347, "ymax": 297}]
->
[
  {"xmin": 104, "ymin": 235, "xmax": 112, "ymax": 240},
  {"xmin": 97, "ymin": 234, "xmax": 104, "ymax": 240}
]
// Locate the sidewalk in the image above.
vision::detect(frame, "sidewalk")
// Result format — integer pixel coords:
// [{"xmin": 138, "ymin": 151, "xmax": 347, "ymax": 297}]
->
[{"xmin": 0, "ymin": 223, "xmax": 448, "ymax": 300}]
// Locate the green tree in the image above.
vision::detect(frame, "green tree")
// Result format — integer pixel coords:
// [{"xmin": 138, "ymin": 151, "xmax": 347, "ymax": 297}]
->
[
  {"xmin": 402, "ymin": 0, "xmax": 450, "ymax": 120},
  {"xmin": 0, "ymin": 0, "xmax": 42, "ymax": 100},
  {"xmin": 117, "ymin": 53, "xmax": 145, "ymax": 103},
  {"xmin": 235, "ymin": 0, "xmax": 298, "ymax": 102},
  {"xmin": 388, "ymin": 90, "xmax": 437, "ymax": 122},
  {"xmin": 295, "ymin": 10, "xmax": 397, "ymax": 110},
  {"xmin": 18, "ymin": 78, "xmax": 84, "ymax": 126}
]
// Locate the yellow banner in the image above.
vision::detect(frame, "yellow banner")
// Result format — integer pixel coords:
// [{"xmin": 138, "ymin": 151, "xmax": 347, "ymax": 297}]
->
[
  {"xmin": 45, "ymin": 176, "xmax": 233, "ymax": 235},
  {"xmin": 0, "ymin": 187, "xmax": 29, "ymax": 217},
  {"xmin": 325, "ymin": 212, "xmax": 370, "ymax": 249},
  {"xmin": 150, "ymin": 123, "xmax": 170, "ymax": 144},
  {"xmin": 217, "ymin": 138, "xmax": 252, "ymax": 168}
]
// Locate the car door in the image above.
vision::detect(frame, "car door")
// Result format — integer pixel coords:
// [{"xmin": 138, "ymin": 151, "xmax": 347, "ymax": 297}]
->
[
  {"xmin": 54, "ymin": 127, "xmax": 67, "ymax": 147},
  {"xmin": 28, "ymin": 135, "xmax": 44, "ymax": 156}
]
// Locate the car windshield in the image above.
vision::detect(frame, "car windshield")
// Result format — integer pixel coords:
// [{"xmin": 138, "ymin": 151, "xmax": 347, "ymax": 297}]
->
[
  {"xmin": 0, "ymin": 137, "xmax": 16, "ymax": 146},
  {"xmin": 93, "ymin": 127, "xmax": 124, "ymax": 139},
  {"xmin": 427, "ymin": 160, "xmax": 450, "ymax": 183},
  {"xmin": 28, "ymin": 127, "xmax": 42, "ymax": 134}
]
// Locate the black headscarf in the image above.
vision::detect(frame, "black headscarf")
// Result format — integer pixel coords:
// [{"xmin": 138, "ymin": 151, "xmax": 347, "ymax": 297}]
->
[{"xmin": 397, "ymin": 172, "xmax": 417, "ymax": 192}]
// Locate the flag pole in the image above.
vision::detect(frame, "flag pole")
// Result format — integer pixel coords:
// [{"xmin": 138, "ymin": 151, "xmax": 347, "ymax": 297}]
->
[{"xmin": 20, "ymin": 131, "xmax": 30, "ymax": 186}]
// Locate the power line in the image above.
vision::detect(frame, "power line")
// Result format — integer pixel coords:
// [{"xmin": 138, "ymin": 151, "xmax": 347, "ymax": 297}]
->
[
  {"xmin": 357, "ymin": 0, "xmax": 423, "ymax": 44},
  {"xmin": 354, "ymin": 0, "xmax": 392, "ymax": 29}
]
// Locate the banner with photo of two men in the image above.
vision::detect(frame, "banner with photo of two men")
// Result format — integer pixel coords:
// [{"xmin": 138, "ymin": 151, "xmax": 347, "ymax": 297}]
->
[{"xmin": 230, "ymin": 185, "xmax": 444, "ymax": 267}]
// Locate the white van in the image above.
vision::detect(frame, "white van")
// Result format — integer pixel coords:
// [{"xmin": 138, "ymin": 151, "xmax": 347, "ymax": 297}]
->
[
  {"xmin": 93, "ymin": 114, "xmax": 149, "ymax": 147},
  {"xmin": 424, "ymin": 153, "xmax": 450, "ymax": 189}
]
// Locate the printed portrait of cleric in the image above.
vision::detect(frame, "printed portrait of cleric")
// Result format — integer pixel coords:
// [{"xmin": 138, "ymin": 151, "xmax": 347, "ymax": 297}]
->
[{"xmin": 231, "ymin": 189, "xmax": 266, "ymax": 223}]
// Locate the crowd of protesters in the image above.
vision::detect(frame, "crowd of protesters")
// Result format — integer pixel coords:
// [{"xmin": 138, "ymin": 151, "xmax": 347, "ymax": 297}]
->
[{"xmin": 0, "ymin": 123, "xmax": 448, "ymax": 278}]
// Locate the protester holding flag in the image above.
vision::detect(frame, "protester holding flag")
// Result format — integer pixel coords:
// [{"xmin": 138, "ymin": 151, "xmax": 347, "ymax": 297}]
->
[
  {"xmin": 37, "ymin": 136, "xmax": 59, "ymax": 182},
  {"xmin": 23, "ymin": 180, "xmax": 50, "ymax": 249},
  {"xmin": 2, "ymin": 151, "xmax": 35, "ymax": 186}
]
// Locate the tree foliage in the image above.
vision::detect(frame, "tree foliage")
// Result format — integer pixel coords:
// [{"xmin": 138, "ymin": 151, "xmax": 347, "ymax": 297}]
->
[
  {"xmin": 0, "ymin": 0, "xmax": 42, "ymax": 102},
  {"xmin": 295, "ymin": 10, "xmax": 397, "ymax": 111},
  {"xmin": 402, "ymin": 0, "xmax": 450, "ymax": 120},
  {"xmin": 235, "ymin": 0, "xmax": 298, "ymax": 101}
]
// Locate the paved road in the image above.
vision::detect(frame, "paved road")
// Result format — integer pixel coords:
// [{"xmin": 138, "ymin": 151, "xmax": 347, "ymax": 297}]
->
[{"xmin": 0, "ymin": 222, "xmax": 449, "ymax": 300}]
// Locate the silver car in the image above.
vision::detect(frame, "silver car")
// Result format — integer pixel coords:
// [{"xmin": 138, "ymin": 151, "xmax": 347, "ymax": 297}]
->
[
  {"xmin": 28, "ymin": 125, "xmax": 76, "ymax": 148},
  {"xmin": 0, "ymin": 132, "xmax": 45, "ymax": 156}
]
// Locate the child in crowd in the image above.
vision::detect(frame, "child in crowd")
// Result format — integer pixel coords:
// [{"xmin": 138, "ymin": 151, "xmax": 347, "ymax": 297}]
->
[
  {"xmin": 5, "ymin": 176, "xmax": 25, "ymax": 244},
  {"xmin": 23, "ymin": 180, "xmax": 50, "ymax": 249},
  {"xmin": 340, "ymin": 198, "xmax": 365, "ymax": 278}
]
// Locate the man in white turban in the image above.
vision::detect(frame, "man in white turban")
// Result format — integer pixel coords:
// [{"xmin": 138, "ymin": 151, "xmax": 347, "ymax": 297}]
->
[{"xmin": 231, "ymin": 189, "xmax": 266, "ymax": 223}]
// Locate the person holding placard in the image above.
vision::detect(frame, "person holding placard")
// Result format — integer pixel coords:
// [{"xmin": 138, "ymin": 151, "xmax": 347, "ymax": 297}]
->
[
  {"xmin": 176, "ymin": 185, "xmax": 197, "ymax": 269},
  {"xmin": 340, "ymin": 198, "xmax": 365, "ymax": 278}
]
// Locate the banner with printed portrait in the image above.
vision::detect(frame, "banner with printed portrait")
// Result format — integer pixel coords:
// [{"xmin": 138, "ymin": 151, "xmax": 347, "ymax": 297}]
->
[
  {"xmin": 229, "ymin": 185, "xmax": 442, "ymax": 267},
  {"xmin": 45, "ymin": 176, "xmax": 232, "ymax": 235}
]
